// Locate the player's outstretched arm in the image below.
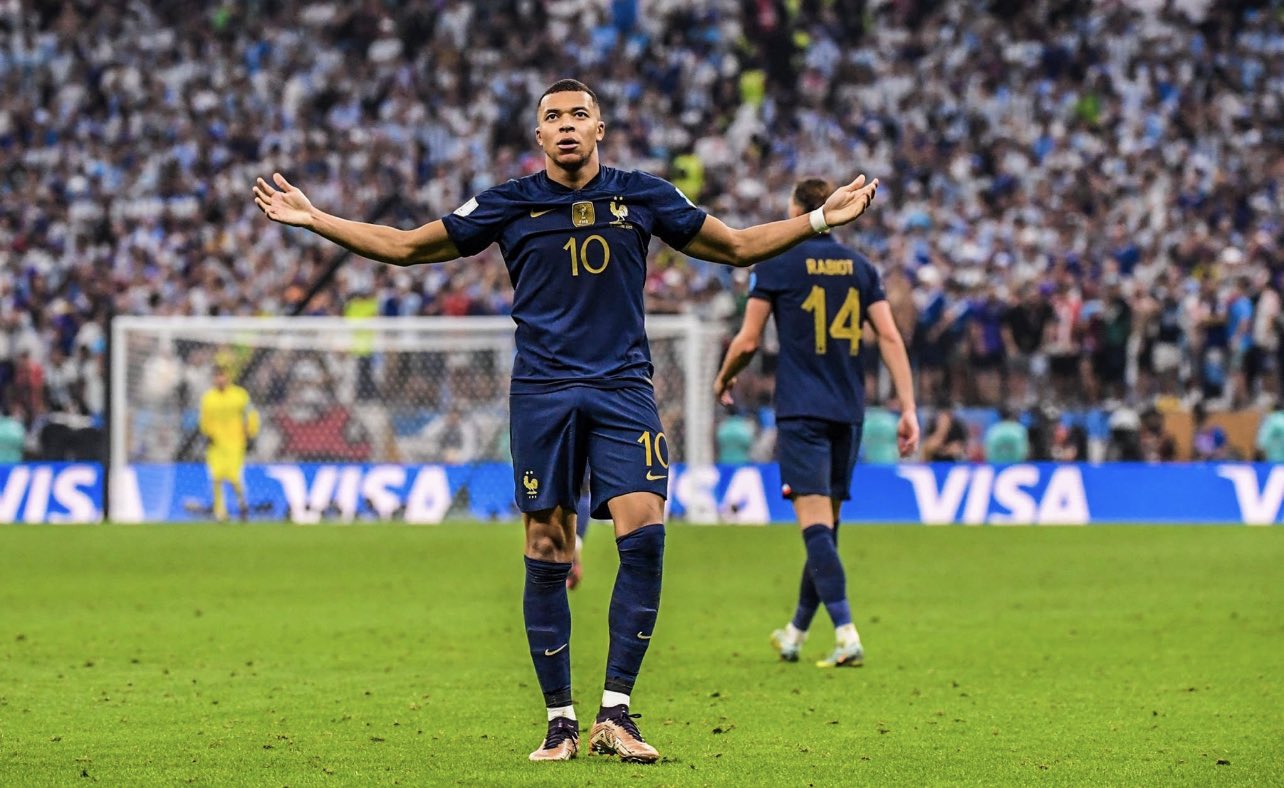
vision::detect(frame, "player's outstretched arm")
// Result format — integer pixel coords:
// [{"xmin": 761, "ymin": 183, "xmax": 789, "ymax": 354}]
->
[
  {"xmin": 684, "ymin": 175, "xmax": 878, "ymax": 267},
  {"xmin": 866, "ymin": 301, "xmax": 920, "ymax": 457},
  {"xmin": 253, "ymin": 173, "xmax": 461, "ymax": 266},
  {"xmin": 713, "ymin": 298, "xmax": 772, "ymax": 405}
]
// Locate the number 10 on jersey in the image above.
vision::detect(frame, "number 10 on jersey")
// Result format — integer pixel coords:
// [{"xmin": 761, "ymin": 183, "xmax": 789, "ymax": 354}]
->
[
  {"xmin": 564, "ymin": 235, "xmax": 611, "ymax": 276},
  {"xmin": 801, "ymin": 286, "xmax": 862, "ymax": 355}
]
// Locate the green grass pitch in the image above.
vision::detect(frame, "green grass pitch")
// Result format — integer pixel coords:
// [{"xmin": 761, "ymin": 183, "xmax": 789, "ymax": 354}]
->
[{"xmin": 1, "ymin": 524, "xmax": 1281, "ymax": 785}]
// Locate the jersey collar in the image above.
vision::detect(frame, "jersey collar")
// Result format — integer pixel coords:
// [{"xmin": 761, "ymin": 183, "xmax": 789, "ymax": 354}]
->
[{"xmin": 541, "ymin": 167, "xmax": 606, "ymax": 194}]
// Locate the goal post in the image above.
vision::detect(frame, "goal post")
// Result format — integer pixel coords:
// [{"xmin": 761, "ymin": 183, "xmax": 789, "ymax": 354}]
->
[{"xmin": 109, "ymin": 315, "xmax": 722, "ymax": 523}]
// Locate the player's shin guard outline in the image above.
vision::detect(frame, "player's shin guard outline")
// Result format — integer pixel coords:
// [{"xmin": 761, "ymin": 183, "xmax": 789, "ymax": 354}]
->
[
  {"xmin": 802, "ymin": 524, "xmax": 852, "ymax": 628},
  {"xmin": 523, "ymin": 557, "xmax": 574, "ymax": 707},
  {"xmin": 792, "ymin": 560, "xmax": 822, "ymax": 631},
  {"xmin": 605, "ymin": 524, "xmax": 664, "ymax": 695},
  {"xmin": 792, "ymin": 524, "xmax": 837, "ymax": 630}
]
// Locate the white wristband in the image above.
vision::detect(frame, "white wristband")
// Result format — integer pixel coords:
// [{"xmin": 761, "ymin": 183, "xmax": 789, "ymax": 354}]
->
[{"xmin": 808, "ymin": 207, "xmax": 829, "ymax": 234}]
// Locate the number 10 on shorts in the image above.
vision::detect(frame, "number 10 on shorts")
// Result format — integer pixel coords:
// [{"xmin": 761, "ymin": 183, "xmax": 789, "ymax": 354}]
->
[{"xmin": 637, "ymin": 430, "xmax": 669, "ymax": 480}]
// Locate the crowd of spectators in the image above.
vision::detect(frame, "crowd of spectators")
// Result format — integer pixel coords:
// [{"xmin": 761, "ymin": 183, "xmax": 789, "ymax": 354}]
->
[{"xmin": 1, "ymin": 0, "xmax": 1281, "ymax": 463}]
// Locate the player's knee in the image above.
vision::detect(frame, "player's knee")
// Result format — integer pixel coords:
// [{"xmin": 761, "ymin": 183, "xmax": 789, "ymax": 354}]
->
[
  {"xmin": 617, "ymin": 523, "xmax": 665, "ymax": 563},
  {"xmin": 606, "ymin": 492, "xmax": 665, "ymax": 530},
  {"xmin": 526, "ymin": 531, "xmax": 572, "ymax": 562},
  {"xmin": 525, "ymin": 512, "xmax": 574, "ymax": 561},
  {"xmin": 792, "ymin": 494, "xmax": 834, "ymax": 525}
]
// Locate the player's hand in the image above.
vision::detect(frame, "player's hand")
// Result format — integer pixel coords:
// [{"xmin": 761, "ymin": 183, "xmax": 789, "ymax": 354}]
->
[
  {"xmin": 713, "ymin": 376, "xmax": 736, "ymax": 406},
  {"xmin": 253, "ymin": 172, "xmax": 315, "ymax": 227},
  {"xmin": 898, "ymin": 409, "xmax": 920, "ymax": 458},
  {"xmin": 821, "ymin": 174, "xmax": 879, "ymax": 228}
]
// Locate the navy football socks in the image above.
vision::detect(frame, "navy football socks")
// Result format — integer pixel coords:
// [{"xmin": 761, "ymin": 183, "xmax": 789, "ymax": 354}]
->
[
  {"xmin": 801, "ymin": 524, "xmax": 852, "ymax": 628},
  {"xmin": 604, "ymin": 524, "xmax": 665, "ymax": 695},
  {"xmin": 791, "ymin": 560, "xmax": 822, "ymax": 632},
  {"xmin": 523, "ymin": 556, "xmax": 573, "ymax": 708},
  {"xmin": 791, "ymin": 524, "xmax": 838, "ymax": 631}
]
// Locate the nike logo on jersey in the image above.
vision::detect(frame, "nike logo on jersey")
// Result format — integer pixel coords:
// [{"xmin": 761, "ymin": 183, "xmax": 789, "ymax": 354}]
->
[
  {"xmin": 544, "ymin": 643, "xmax": 568, "ymax": 656},
  {"xmin": 530, "ymin": 208, "xmax": 554, "ymax": 218},
  {"xmin": 645, "ymin": 471, "xmax": 667, "ymax": 481},
  {"xmin": 637, "ymin": 632, "xmax": 652, "ymax": 640}
]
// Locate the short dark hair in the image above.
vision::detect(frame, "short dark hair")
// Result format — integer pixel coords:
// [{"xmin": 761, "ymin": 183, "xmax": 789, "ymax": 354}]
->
[
  {"xmin": 538, "ymin": 79, "xmax": 598, "ymax": 110},
  {"xmin": 791, "ymin": 177, "xmax": 833, "ymax": 213}
]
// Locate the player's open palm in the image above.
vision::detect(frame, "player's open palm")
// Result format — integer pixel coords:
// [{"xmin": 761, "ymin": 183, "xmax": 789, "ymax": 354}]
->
[
  {"xmin": 821, "ymin": 175, "xmax": 879, "ymax": 228},
  {"xmin": 898, "ymin": 411, "xmax": 920, "ymax": 458},
  {"xmin": 253, "ymin": 172, "xmax": 314, "ymax": 227}
]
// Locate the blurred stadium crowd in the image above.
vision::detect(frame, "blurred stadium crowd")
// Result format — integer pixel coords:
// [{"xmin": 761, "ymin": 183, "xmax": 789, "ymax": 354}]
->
[{"xmin": 1, "ymin": 0, "xmax": 1281, "ymax": 464}]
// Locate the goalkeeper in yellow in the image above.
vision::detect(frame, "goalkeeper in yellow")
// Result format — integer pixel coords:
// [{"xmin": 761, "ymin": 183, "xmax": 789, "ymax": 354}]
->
[{"xmin": 199, "ymin": 365, "xmax": 260, "ymax": 522}]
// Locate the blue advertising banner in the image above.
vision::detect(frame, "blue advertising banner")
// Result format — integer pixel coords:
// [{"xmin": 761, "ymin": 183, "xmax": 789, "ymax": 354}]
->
[
  {"xmin": 0, "ymin": 463, "xmax": 102, "ymax": 523},
  {"xmin": 4, "ymin": 462, "xmax": 1284, "ymax": 524},
  {"xmin": 667, "ymin": 463, "xmax": 1284, "ymax": 525}
]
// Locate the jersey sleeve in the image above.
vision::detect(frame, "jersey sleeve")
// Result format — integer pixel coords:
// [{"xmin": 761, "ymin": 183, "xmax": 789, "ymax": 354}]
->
[
  {"xmin": 440, "ymin": 184, "xmax": 513, "ymax": 258},
  {"xmin": 635, "ymin": 172, "xmax": 708, "ymax": 250},
  {"xmin": 863, "ymin": 259, "xmax": 888, "ymax": 307},
  {"xmin": 747, "ymin": 260, "xmax": 784, "ymax": 302}
]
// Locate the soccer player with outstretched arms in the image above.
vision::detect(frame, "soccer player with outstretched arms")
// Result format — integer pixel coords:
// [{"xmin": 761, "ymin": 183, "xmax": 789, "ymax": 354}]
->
[{"xmin": 254, "ymin": 80, "xmax": 878, "ymax": 763}]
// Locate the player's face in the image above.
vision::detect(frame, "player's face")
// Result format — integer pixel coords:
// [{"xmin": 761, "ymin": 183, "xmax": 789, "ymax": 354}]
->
[
  {"xmin": 214, "ymin": 369, "xmax": 228, "ymax": 389},
  {"xmin": 535, "ymin": 91, "xmax": 604, "ymax": 170}
]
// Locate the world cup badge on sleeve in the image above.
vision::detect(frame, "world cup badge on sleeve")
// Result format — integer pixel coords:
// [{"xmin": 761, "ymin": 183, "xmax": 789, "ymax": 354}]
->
[{"xmin": 572, "ymin": 201, "xmax": 595, "ymax": 227}]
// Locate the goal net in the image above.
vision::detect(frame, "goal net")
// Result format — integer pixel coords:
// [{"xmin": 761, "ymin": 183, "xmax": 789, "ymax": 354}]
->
[{"xmin": 109, "ymin": 316, "xmax": 722, "ymax": 523}]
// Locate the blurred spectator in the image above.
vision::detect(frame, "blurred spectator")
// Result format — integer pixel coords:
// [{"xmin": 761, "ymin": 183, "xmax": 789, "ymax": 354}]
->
[
  {"xmin": 1191, "ymin": 403, "xmax": 1233, "ymax": 462},
  {"xmin": 408, "ymin": 406, "xmax": 482, "ymax": 464},
  {"xmin": 1003, "ymin": 282, "xmax": 1053, "ymax": 408},
  {"xmin": 716, "ymin": 408, "xmax": 754, "ymax": 465},
  {"xmin": 1049, "ymin": 422, "xmax": 1088, "ymax": 463},
  {"xmin": 1138, "ymin": 408, "xmax": 1178, "ymax": 463},
  {"xmin": 1254, "ymin": 402, "xmax": 1284, "ymax": 463},
  {"xmin": 967, "ymin": 285, "xmax": 1007, "ymax": 405},
  {"xmin": 1247, "ymin": 275, "xmax": 1280, "ymax": 404},
  {"xmin": 860, "ymin": 406, "xmax": 902, "ymax": 465},
  {"xmin": 1089, "ymin": 281, "xmax": 1132, "ymax": 405},
  {"xmin": 911, "ymin": 267, "xmax": 949, "ymax": 407},
  {"xmin": 1046, "ymin": 283, "xmax": 1084, "ymax": 405},
  {"xmin": 0, "ymin": 406, "xmax": 24, "ymax": 462},
  {"xmin": 1106, "ymin": 405, "xmax": 1142, "ymax": 461},
  {"xmin": 922, "ymin": 408, "xmax": 968, "ymax": 462},
  {"xmin": 983, "ymin": 407, "xmax": 1030, "ymax": 464}
]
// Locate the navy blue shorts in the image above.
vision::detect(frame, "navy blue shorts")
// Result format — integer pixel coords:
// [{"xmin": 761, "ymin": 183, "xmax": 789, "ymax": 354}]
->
[
  {"xmin": 776, "ymin": 417, "xmax": 863, "ymax": 500},
  {"xmin": 510, "ymin": 385, "xmax": 669, "ymax": 519}
]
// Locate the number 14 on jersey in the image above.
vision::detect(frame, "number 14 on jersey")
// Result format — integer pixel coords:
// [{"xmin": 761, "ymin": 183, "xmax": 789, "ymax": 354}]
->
[{"xmin": 801, "ymin": 286, "xmax": 862, "ymax": 355}]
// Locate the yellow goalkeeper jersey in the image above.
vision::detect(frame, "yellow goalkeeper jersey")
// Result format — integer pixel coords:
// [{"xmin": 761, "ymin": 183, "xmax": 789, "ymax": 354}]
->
[{"xmin": 199, "ymin": 384, "xmax": 260, "ymax": 450}]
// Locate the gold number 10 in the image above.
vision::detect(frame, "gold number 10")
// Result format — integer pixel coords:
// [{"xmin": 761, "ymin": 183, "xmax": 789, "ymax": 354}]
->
[
  {"xmin": 564, "ymin": 235, "xmax": 611, "ymax": 276},
  {"xmin": 636, "ymin": 431, "xmax": 669, "ymax": 468}
]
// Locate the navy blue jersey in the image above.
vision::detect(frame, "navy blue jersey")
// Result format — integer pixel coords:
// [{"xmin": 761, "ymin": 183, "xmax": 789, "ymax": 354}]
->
[
  {"xmin": 442, "ymin": 167, "xmax": 706, "ymax": 394},
  {"xmin": 749, "ymin": 236, "xmax": 886, "ymax": 423}
]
